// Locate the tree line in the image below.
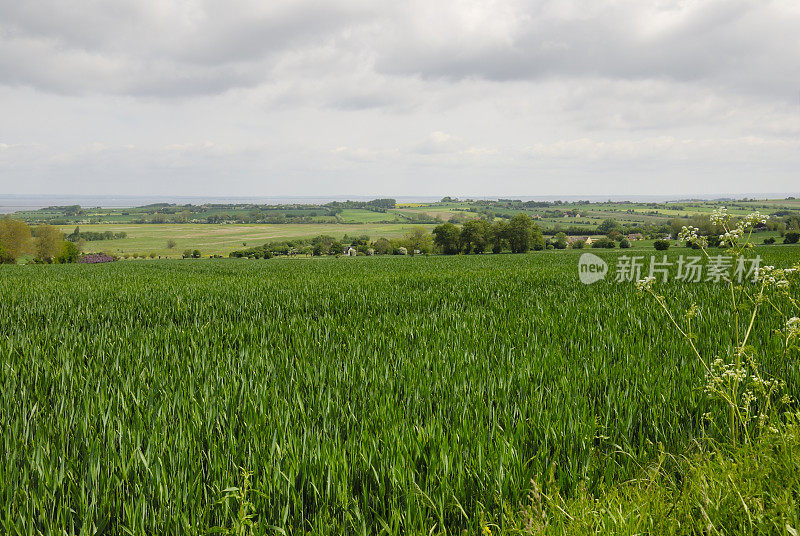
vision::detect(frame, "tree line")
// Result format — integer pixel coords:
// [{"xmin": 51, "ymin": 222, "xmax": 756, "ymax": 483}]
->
[
  {"xmin": 0, "ymin": 217, "xmax": 80, "ymax": 264},
  {"xmin": 66, "ymin": 227, "xmax": 127, "ymax": 241},
  {"xmin": 432, "ymin": 213, "xmax": 546, "ymax": 254},
  {"xmin": 228, "ymin": 214, "xmax": 550, "ymax": 259}
]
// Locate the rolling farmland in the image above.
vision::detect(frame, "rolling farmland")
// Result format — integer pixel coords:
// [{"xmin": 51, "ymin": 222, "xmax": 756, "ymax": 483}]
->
[{"xmin": 53, "ymin": 223, "xmax": 436, "ymax": 258}]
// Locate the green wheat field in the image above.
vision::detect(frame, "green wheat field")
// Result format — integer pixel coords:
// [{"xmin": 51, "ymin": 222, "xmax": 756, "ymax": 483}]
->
[{"xmin": 2, "ymin": 248, "xmax": 798, "ymax": 534}]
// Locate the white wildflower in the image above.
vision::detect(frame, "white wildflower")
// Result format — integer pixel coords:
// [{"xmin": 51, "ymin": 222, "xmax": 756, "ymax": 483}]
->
[
  {"xmin": 635, "ymin": 276, "xmax": 656, "ymax": 292},
  {"xmin": 743, "ymin": 211, "xmax": 769, "ymax": 227},
  {"xmin": 679, "ymin": 226, "xmax": 699, "ymax": 242},
  {"xmin": 709, "ymin": 206, "xmax": 730, "ymax": 225},
  {"xmin": 787, "ymin": 317, "xmax": 800, "ymax": 340}
]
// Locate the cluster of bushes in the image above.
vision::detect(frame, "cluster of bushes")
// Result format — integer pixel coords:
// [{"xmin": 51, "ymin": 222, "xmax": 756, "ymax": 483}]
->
[
  {"xmin": 122, "ymin": 252, "xmax": 159, "ymax": 259},
  {"xmin": 401, "ymin": 212, "xmax": 445, "ymax": 224},
  {"xmin": 230, "ymin": 238, "xmax": 311, "ymax": 258},
  {"xmin": 591, "ymin": 237, "xmax": 618, "ymax": 249},
  {"xmin": 0, "ymin": 217, "xmax": 82, "ymax": 264},
  {"xmin": 325, "ymin": 198, "xmax": 396, "ymax": 212},
  {"xmin": 66, "ymin": 227, "xmax": 127, "ymax": 241},
  {"xmin": 432, "ymin": 214, "xmax": 546, "ymax": 254},
  {"xmin": 229, "ymin": 228, "xmax": 438, "ymax": 259}
]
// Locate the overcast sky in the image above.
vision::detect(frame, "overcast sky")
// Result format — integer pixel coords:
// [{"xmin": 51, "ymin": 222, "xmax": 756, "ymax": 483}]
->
[{"xmin": 1, "ymin": 0, "xmax": 798, "ymax": 198}]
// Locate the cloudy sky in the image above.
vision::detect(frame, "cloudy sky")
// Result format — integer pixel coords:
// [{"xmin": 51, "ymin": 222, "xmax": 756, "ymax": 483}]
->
[{"xmin": 1, "ymin": 0, "xmax": 798, "ymax": 198}]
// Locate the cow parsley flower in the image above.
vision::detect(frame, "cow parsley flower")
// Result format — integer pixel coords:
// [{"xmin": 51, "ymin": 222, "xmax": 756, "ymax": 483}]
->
[
  {"xmin": 787, "ymin": 317, "xmax": 800, "ymax": 340},
  {"xmin": 635, "ymin": 276, "xmax": 656, "ymax": 292},
  {"xmin": 710, "ymin": 206, "xmax": 730, "ymax": 225},
  {"xmin": 679, "ymin": 226, "xmax": 699, "ymax": 242},
  {"xmin": 743, "ymin": 211, "xmax": 769, "ymax": 227}
]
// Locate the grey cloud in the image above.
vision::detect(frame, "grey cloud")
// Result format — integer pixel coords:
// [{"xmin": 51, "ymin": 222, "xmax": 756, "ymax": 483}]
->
[
  {"xmin": 2, "ymin": 0, "xmax": 798, "ymax": 102},
  {"xmin": 374, "ymin": 1, "xmax": 800, "ymax": 100},
  {"xmin": 0, "ymin": 0, "xmax": 378, "ymax": 96}
]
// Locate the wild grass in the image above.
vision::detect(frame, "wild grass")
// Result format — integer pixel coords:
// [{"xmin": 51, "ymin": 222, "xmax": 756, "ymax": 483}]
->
[{"xmin": 497, "ymin": 421, "xmax": 800, "ymax": 534}]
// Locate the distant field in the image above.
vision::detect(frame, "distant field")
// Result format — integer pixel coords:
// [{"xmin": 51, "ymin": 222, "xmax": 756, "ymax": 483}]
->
[
  {"xmin": 336, "ymin": 209, "xmax": 401, "ymax": 223},
  {"xmin": 393, "ymin": 208, "xmax": 459, "ymax": 220},
  {"xmin": 56, "ymin": 223, "xmax": 436, "ymax": 257}
]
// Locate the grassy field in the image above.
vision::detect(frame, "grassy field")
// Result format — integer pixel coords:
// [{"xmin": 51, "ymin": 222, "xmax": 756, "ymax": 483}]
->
[
  {"xmin": 2, "ymin": 247, "xmax": 798, "ymax": 534},
  {"xmin": 336, "ymin": 209, "xmax": 402, "ymax": 223},
  {"xmin": 56, "ymin": 223, "xmax": 436, "ymax": 257}
]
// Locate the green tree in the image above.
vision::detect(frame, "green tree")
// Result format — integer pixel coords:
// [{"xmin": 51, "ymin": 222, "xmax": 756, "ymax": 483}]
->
[
  {"xmin": 784, "ymin": 231, "xmax": 799, "ymax": 244},
  {"xmin": 598, "ymin": 218, "xmax": 622, "ymax": 235},
  {"xmin": 173, "ymin": 210, "xmax": 191, "ymax": 223},
  {"xmin": 592, "ymin": 237, "xmax": 616, "ymax": 248},
  {"xmin": 34, "ymin": 224, "xmax": 64, "ymax": 262},
  {"xmin": 404, "ymin": 227, "xmax": 433, "ymax": 256},
  {"xmin": 489, "ymin": 221, "xmax": 509, "ymax": 253},
  {"xmin": 432, "ymin": 223, "xmax": 461, "ymax": 254},
  {"xmin": 329, "ymin": 241, "xmax": 344, "ymax": 255},
  {"xmin": 56, "ymin": 241, "xmax": 80, "ymax": 263},
  {"xmin": 373, "ymin": 238, "xmax": 392, "ymax": 255},
  {"xmin": 0, "ymin": 242, "xmax": 13, "ymax": 264},
  {"xmin": 552, "ymin": 232, "xmax": 568, "ymax": 250},
  {"xmin": 507, "ymin": 213, "xmax": 535, "ymax": 253},
  {"xmin": 460, "ymin": 219, "xmax": 490, "ymax": 253},
  {"xmin": 167, "ymin": 239, "xmax": 177, "ymax": 249},
  {"xmin": 448, "ymin": 212, "xmax": 469, "ymax": 224},
  {"xmin": 311, "ymin": 235, "xmax": 336, "ymax": 255},
  {"xmin": 668, "ymin": 219, "xmax": 685, "ymax": 240},
  {"xmin": 531, "ymin": 225, "xmax": 545, "ymax": 251},
  {"xmin": 0, "ymin": 216, "xmax": 32, "ymax": 261}
]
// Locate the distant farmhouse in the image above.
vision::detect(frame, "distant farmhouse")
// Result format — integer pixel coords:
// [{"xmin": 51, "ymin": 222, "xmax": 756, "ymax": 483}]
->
[{"xmin": 568, "ymin": 236, "xmax": 593, "ymax": 245}]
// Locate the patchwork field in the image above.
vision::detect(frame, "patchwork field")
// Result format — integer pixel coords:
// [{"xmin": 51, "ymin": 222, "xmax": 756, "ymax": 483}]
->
[
  {"xmin": 2, "ymin": 247, "xmax": 798, "ymax": 533},
  {"xmin": 55, "ymin": 223, "xmax": 436, "ymax": 257}
]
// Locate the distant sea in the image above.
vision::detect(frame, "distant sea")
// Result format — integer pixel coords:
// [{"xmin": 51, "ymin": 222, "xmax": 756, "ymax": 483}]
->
[{"xmin": 1, "ymin": 193, "xmax": 797, "ymax": 214}]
